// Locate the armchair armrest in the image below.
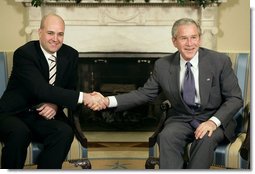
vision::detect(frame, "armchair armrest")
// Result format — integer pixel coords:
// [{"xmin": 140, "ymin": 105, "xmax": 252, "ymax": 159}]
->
[
  {"xmin": 68, "ymin": 105, "xmax": 91, "ymax": 169},
  {"xmin": 145, "ymin": 100, "xmax": 171, "ymax": 169},
  {"xmin": 240, "ymin": 105, "xmax": 250, "ymax": 161},
  {"xmin": 69, "ymin": 105, "xmax": 88, "ymax": 147},
  {"xmin": 148, "ymin": 100, "xmax": 170, "ymax": 147}
]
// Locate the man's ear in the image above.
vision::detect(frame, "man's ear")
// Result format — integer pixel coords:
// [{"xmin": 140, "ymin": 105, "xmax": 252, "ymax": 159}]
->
[
  {"xmin": 172, "ymin": 37, "xmax": 177, "ymax": 47},
  {"xmin": 38, "ymin": 28, "xmax": 42, "ymax": 37}
]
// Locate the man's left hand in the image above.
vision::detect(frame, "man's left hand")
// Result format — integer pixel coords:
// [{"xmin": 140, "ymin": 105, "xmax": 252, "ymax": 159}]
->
[
  {"xmin": 36, "ymin": 103, "xmax": 58, "ymax": 120},
  {"xmin": 194, "ymin": 120, "xmax": 217, "ymax": 139}
]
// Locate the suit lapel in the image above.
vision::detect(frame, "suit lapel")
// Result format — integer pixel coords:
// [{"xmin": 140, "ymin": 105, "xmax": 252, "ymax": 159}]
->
[
  {"xmin": 35, "ymin": 42, "xmax": 50, "ymax": 81},
  {"xmin": 167, "ymin": 53, "xmax": 187, "ymax": 109},
  {"xmin": 198, "ymin": 49, "xmax": 213, "ymax": 109},
  {"xmin": 55, "ymin": 50, "xmax": 68, "ymax": 86}
]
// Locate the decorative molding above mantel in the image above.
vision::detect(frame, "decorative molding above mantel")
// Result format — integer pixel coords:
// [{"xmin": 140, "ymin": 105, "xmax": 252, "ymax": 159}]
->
[
  {"xmin": 16, "ymin": 0, "xmax": 227, "ymax": 52},
  {"xmin": 17, "ymin": 0, "xmax": 225, "ymax": 7}
]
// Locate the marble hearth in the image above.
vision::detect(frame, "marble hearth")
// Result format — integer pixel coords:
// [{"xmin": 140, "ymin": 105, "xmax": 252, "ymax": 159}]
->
[{"xmin": 17, "ymin": 0, "xmax": 226, "ymax": 53}]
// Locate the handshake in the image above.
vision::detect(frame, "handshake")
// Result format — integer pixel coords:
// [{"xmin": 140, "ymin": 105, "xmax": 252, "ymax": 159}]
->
[{"xmin": 83, "ymin": 92, "xmax": 109, "ymax": 111}]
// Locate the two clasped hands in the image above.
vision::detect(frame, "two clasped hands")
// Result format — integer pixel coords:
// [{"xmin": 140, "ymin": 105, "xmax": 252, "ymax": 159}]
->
[
  {"xmin": 34, "ymin": 92, "xmax": 107, "ymax": 120},
  {"xmin": 83, "ymin": 92, "xmax": 109, "ymax": 111}
]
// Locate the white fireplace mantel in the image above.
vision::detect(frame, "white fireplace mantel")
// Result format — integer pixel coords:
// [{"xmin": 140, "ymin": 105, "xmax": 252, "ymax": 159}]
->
[{"xmin": 16, "ymin": 0, "xmax": 226, "ymax": 53}]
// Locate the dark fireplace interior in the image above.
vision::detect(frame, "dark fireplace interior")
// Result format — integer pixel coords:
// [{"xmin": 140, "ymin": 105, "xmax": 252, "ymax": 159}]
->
[{"xmin": 77, "ymin": 52, "xmax": 169, "ymax": 131}]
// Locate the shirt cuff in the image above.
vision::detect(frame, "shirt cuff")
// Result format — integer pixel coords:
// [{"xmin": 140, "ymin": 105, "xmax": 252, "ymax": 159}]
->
[
  {"xmin": 108, "ymin": 96, "xmax": 118, "ymax": 107},
  {"xmin": 209, "ymin": 116, "xmax": 221, "ymax": 127},
  {"xmin": 78, "ymin": 92, "xmax": 84, "ymax": 104}
]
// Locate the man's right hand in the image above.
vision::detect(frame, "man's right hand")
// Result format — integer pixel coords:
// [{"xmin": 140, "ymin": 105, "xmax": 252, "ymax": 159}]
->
[{"xmin": 83, "ymin": 92, "xmax": 109, "ymax": 111}]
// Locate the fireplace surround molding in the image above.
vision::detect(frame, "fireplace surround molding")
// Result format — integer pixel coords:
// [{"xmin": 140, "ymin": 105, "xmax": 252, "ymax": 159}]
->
[{"xmin": 16, "ymin": 0, "xmax": 226, "ymax": 53}]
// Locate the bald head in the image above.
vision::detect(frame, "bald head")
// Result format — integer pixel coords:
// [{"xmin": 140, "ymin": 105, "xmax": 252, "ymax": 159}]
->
[{"xmin": 40, "ymin": 13, "xmax": 65, "ymax": 29}]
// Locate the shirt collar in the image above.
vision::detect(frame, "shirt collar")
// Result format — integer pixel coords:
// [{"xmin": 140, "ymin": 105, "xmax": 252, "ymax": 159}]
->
[
  {"xmin": 40, "ymin": 45, "xmax": 57, "ymax": 59},
  {"xmin": 180, "ymin": 51, "xmax": 199, "ymax": 68}
]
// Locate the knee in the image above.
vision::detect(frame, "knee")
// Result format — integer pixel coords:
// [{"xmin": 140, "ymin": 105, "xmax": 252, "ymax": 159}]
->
[
  {"xmin": 198, "ymin": 134, "xmax": 220, "ymax": 148},
  {"xmin": 57, "ymin": 124, "xmax": 74, "ymax": 142},
  {"xmin": 158, "ymin": 131, "xmax": 168, "ymax": 144},
  {"xmin": 6, "ymin": 126, "xmax": 31, "ymax": 147},
  {"xmin": 157, "ymin": 129, "xmax": 176, "ymax": 146},
  {"xmin": 65, "ymin": 126, "xmax": 74, "ymax": 141}
]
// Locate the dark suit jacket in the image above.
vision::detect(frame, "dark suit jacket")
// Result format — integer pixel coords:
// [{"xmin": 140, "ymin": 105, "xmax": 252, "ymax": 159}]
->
[
  {"xmin": 115, "ymin": 47, "xmax": 243, "ymax": 141},
  {"xmin": 0, "ymin": 40, "xmax": 80, "ymax": 115}
]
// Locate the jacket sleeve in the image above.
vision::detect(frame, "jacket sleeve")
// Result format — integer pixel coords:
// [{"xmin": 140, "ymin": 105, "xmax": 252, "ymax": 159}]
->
[{"xmin": 11, "ymin": 47, "xmax": 80, "ymax": 110}]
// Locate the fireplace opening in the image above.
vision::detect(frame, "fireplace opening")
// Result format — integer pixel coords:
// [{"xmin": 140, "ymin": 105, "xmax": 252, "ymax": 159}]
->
[{"xmin": 77, "ymin": 52, "xmax": 169, "ymax": 131}]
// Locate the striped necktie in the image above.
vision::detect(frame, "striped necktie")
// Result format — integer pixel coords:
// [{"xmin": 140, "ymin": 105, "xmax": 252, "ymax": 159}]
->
[{"xmin": 48, "ymin": 55, "xmax": 57, "ymax": 86}]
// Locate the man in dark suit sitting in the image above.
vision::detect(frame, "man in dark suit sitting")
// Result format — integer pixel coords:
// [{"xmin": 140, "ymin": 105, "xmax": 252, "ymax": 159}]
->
[
  {"xmin": 90, "ymin": 18, "xmax": 243, "ymax": 169},
  {"xmin": 0, "ymin": 13, "xmax": 105, "ymax": 169}
]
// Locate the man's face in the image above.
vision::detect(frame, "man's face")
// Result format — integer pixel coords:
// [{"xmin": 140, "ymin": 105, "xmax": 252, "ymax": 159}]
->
[
  {"xmin": 38, "ymin": 16, "xmax": 65, "ymax": 54},
  {"xmin": 172, "ymin": 24, "xmax": 201, "ymax": 61}
]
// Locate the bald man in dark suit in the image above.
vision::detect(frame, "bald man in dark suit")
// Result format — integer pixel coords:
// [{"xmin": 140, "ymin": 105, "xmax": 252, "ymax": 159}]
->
[{"xmin": 0, "ymin": 13, "xmax": 104, "ymax": 169}]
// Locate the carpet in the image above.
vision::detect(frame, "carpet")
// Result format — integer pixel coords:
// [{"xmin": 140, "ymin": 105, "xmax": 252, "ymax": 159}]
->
[
  {"xmin": 24, "ymin": 159, "xmax": 224, "ymax": 170},
  {"xmin": 76, "ymin": 158, "xmax": 147, "ymax": 170},
  {"xmin": 24, "ymin": 158, "xmax": 149, "ymax": 170}
]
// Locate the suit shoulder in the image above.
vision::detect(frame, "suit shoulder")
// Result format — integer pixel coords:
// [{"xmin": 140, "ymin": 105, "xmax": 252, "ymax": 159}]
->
[
  {"xmin": 200, "ymin": 47, "xmax": 227, "ymax": 57},
  {"xmin": 14, "ymin": 41, "xmax": 40, "ymax": 58},
  {"xmin": 199, "ymin": 48, "xmax": 232, "ymax": 71},
  {"xmin": 200, "ymin": 47, "xmax": 229, "ymax": 61},
  {"xmin": 155, "ymin": 52, "xmax": 177, "ymax": 64},
  {"xmin": 61, "ymin": 44, "xmax": 78, "ymax": 54},
  {"xmin": 59, "ymin": 44, "xmax": 79, "ymax": 62},
  {"xmin": 157, "ymin": 53, "xmax": 174, "ymax": 61},
  {"xmin": 16, "ymin": 41, "xmax": 38, "ymax": 51}
]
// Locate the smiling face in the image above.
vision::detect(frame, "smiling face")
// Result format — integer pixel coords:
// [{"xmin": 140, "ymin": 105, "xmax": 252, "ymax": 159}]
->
[
  {"xmin": 172, "ymin": 22, "xmax": 201, "ymax": 61},
  {"xmin": 38, "ymin": 14, "xmax": 65, "ymax": 54}
]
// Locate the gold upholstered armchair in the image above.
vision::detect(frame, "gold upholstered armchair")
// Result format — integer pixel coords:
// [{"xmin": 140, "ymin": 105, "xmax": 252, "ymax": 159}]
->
[{"xmin": 145, "ymin": 53, "xmax": 250, "ymax": 169}]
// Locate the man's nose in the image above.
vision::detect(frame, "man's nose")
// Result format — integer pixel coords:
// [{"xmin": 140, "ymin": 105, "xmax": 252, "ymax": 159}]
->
[
  {"xmin": 53, "ymin": 34, "xmax": 58, "ymax": 41},
  {"xmin": 186, "ymin": 38, "xmax": 192, "ymax": 45}
]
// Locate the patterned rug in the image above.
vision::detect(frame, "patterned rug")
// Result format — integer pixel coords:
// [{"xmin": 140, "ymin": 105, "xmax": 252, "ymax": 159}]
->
[
  {"xmin": 24, "ymin": 158, "xmax": 149, "ymax": 170},
  {"xmin": 76, "ymin": 158, "xmax": 147, "ymax": 170},
  {"xmin": 24, "ymin": 159, "xmax": 224, "ymax": 170}
]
